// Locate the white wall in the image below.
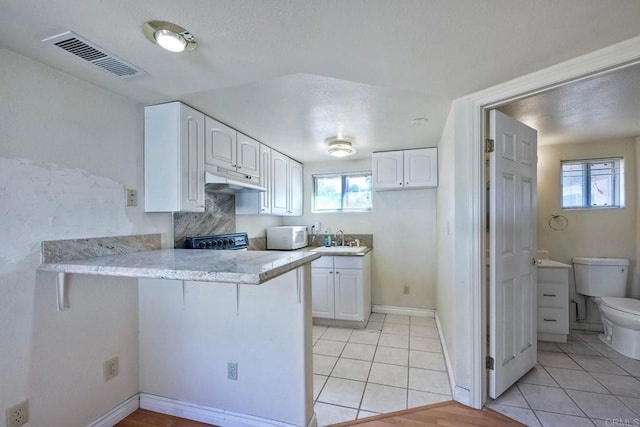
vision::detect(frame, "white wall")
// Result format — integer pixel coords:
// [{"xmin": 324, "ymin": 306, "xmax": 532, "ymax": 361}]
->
[
  {"xmin": 283, "ymin": 158, "xmax": 437, "ymax": 309},
  {"xmin": 235, "ymin": 215, "xmax": 283, "ymax": 238},
  {"xmin": 0, "ymin": 48, "xmax": 171, "ymax": 427}
]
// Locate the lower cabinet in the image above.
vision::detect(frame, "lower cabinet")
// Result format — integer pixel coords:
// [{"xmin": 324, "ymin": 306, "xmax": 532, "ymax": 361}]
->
[
  {"xmin": 537, "ymin": 264, "xmax": 570, "ymax": 343},
  {"xmin": 311, "ymin": 253, "xmax": 371, "ymax": 323}
]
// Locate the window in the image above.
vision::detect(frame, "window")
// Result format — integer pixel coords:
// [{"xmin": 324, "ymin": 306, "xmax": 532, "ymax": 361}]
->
[
  {"xmin": 561, "ymin": 158, "xmax": 624, "ymax": 209},
  {"xmin": 312, "ymin": 172, "xmax": 372, "ymax": 212}
]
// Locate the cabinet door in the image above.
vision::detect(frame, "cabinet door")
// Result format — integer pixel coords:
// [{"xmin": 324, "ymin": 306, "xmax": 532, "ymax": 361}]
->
[
  {"xmin": 334, "ymin": 269, "xmax": 362, "ymax": 321},
  {"xmin": 204, "ymin": 117, "xmax": 236, "ymax": 170},
  {"xmin": 372, "ymin": 151, "xmax": 404, "ymax": 189},
  {"xmin": 179, "ymin": 104, "xmax": 205, "ymax": 211},
  {"xmin": 312, "ymin": 268, "xmax": 335, "ymax": 318},
  {"xmin": 236, "ymin": 132, "xmax": 260, "ymax": 179},
  {"xmin": 271, "ymin": 151, "xmax": 289, "ymax": 215},
  {"xmin": 404, "ymin": 148, "xmax": 438, "ymax": 188},
  {"xmin": 259, "ymin": 144, "xmax": 272, "ymax": 214},
  {"xmin": 289, "ymin": 159, "xmax": 303, "ymax": 216}
]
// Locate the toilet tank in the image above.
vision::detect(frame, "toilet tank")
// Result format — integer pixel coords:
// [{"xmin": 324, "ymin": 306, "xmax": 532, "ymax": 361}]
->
[{"xmin": 573, "ymin": 257, "xmax": 629, "ymax": 297}]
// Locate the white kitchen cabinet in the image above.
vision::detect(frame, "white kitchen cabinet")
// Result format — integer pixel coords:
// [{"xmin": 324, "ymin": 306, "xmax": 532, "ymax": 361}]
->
[
  {"xmin": 271, "ymin": 150, "xmax": 303, "ymax": 216},
  {"xmin": 311, "ymin": 253, "xmax": 371, "ymax": 324},
  {"xmin": 144, "ymin": 102, "xmax": 205, "ymax": 212},
  {"xmin": 204, "ymin": 116, "xmax": 260, "ymax": 180},
  {"xmin": 236, "ymin": 144, "xmax": 272, "ymax": 215},
  {"xmin": 372, "ymin": 147, "xmax": 438, "ymax": 190},
  {"xmin": 537, "ymin": 262, "xmax": 570, "ymax": 343}
]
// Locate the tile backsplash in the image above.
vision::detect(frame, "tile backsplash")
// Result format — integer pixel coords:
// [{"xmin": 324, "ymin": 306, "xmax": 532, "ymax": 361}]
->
[{"xmin": 173, "ymin": 192, "xmax": 235, "ymax": 248}]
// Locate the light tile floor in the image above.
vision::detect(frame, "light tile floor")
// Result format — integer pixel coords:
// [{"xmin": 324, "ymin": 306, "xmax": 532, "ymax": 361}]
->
[
  {"xmin": 312, "ymin": 313, "xmax": 452, "ymax": 426},
  {"xmin": 489, "ymin": 330, "xmax": 640, "ymax": 427}
]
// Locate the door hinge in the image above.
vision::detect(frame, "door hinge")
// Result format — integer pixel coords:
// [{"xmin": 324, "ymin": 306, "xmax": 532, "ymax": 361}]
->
[
  {"xmin": 486, "ymin": 356, "xmax": 495, "ymax": 370},
  {"xmin": 485, "ymin": 138, "xmax": 495, "ymax": 153}
]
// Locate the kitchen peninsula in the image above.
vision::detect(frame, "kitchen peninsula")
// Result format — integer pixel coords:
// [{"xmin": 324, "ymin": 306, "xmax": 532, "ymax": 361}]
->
[{"xmin": 37, "ymin": 234, "xmax": 320, "ymax": 427}]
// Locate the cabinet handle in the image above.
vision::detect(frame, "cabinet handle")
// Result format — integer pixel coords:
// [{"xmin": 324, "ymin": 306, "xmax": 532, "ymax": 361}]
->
[
  {"xmin": 335, "ymin": 271, "xmax": 340, "ymax": 274},
  {"xmin": 406, "ymin": 182, "xmax": 409, "ymax": 185},
  {"xmin": 543, "ymin": 293, "xmax": 557, "ymax": 297},
  {"xmin": 238, "ymin": 166, "xmax": 242, "ymax": 169},
  {"xmin": 329, "ymin": 271, "xmax": 333, "ymax": 274},
  {"xmin": 543, "ymin": 318, "xmax": 557, "ymax": 322}
]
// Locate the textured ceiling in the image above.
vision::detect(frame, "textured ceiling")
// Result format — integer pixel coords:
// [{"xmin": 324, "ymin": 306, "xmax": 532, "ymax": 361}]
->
[{"xmin": 1, "ymin": 0, "xmax": 640, "ymax": 161}]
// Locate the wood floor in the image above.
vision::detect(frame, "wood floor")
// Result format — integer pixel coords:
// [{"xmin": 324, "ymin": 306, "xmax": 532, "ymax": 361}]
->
[{"xmin": 116, "ymin": 401, "xmax": 522, "ymax": 427}]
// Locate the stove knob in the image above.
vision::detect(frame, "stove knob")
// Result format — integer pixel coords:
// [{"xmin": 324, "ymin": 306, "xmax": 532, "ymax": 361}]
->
[
  {"xmin": 198, "ymin": 242, "xmax": 206, "ymax": 248},
  {"xmin": 206, "ymin": 241, "xmax": 213, "ymax": 248},
  {"xmin": 215, "ymin": 240, "xmax": 222, "ymax": 246}
]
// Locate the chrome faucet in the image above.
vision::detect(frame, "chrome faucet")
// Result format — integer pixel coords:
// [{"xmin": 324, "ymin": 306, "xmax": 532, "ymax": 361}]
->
[{"xmin": 335, "ymin": 229, "xmax": 345, "ymax": 246}]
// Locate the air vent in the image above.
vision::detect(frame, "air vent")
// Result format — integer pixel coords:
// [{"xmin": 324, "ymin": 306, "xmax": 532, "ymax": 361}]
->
[{"xmin": 42, "ymin": 31, "xmax": 146, "ymax": 79}]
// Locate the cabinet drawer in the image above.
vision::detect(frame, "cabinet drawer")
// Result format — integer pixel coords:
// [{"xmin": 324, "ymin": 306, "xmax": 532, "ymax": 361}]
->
[
  {"xmin": 537, "ymin": 282, "xmax": 567, "ymax": 308},
  {"xmin": 312, "ymin": 256, "xmax": 333, "ymax": 268},
  {"xmin": 538, "ymin": 267, "xmax": 568, "ymax": 283},
  {"xmin": 537, "ymin": 307, "xmax": 568, "ymax": 334},
  {"xmin": 334, "ymin": 256, "xmax": 364, "ymax": 269}
]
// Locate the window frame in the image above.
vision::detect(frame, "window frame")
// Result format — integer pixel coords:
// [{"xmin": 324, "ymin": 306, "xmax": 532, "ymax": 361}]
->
[
  {"xmin": 560, "ymin": 157, "xmax": 624, "ymax": 210},
  {"xmin": 312, "ymin": 171, "xmax": 373, "ymax": 213}
]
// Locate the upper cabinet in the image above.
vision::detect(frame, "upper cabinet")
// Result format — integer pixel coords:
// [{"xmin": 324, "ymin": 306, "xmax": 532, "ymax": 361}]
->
[
  {"xmin": 372, "ymin": 147, "xmax": 438, "ymax": 190},
  {"xmin": 144, "ymin": 102, "xmax": 205, "ymax": 212},
  {"xmin": 236, "ymin": 144, "xmax": 273, "ymax": 215},
  {"xmin": 204, "ymin": 117, "xmax": 260, "ymax": 181},
  {"xmin": 270, "ymin": 151, "xmax": 303, "ymax": 216}
]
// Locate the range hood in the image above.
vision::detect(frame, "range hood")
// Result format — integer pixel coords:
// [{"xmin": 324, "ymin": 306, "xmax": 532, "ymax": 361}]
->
[{"xmin": 205, "ymin": 171, "xmax": 267, "ymax": 194}]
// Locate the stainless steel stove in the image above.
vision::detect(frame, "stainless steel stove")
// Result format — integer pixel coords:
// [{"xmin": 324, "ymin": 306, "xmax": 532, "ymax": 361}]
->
[{"xmin": 184, "ymin": 232, "xmax": 249, "ymax": 250}]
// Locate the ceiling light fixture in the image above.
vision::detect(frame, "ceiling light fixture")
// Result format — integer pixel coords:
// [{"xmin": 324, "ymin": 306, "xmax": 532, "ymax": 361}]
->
[
  {"xmin": 326, "ymin": 137, "xmax": 356, "ymax": 157},
  {"xmin": 143, "ymin": 20, "xmax": 197, "ymax": 52},
  {"xmin": 411, "ymin": 117, "xmax": 429, "ymax": 125}
]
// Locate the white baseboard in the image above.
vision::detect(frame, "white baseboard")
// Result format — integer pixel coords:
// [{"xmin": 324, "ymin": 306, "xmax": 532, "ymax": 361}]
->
[
  {"xmin": 372, "ymin": 305, "xmax": 435, "ymax": 317},
  {"xmin": 434, "ymin": 313, "xmax": 455, "ymax": 398},
  {"xmin": 88, "ymin": 394, "xmax": 139, "ymax": 427},
  {"xmin": 140, "ymin": 393, "xmax": 313, "ymax": 427}
]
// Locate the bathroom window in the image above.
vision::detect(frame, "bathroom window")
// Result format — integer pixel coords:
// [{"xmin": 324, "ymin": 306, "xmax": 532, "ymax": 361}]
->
[
  {"xmin": 312, "ymin": 172, "xmax": 372, "ymax": 212},
  {"xmin": 561, "ymin": 158, "xmax": 624, "ymax": 209}
]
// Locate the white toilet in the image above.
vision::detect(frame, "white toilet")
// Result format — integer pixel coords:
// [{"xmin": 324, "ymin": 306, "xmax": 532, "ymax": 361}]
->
[{"xmin": 573, "ymin": 257, "xmax": 640, "ymax": 360}]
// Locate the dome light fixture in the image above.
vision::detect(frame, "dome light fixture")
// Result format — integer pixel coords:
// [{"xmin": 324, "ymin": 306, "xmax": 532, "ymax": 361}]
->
[
  {"xmin": 143, "ymin": 20, "xmax": 197, "ymax": 53},
  {"xmin": 326, "ymin": 137, "xmax": 356, "ymax": 157}
]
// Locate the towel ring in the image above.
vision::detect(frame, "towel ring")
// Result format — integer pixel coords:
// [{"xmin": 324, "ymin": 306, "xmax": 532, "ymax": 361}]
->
[{"xmin": 548, "ymin": 213, "xmax": 568, "ymax": 231}]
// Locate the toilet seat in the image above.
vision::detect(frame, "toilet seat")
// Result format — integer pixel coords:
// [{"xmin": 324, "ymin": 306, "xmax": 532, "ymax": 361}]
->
[{"xmin": 600, "ymin": 297, "xmax": 640, "ymax": 315}]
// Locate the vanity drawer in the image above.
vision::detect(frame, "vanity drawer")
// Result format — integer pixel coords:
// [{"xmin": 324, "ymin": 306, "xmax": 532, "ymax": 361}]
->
[
  {"xmin": 537, "ymin": 282, "xmax": 567, "ymax": 308},
  {"xmin": 537, "ymin": 307, "xmax": 568, "ymax": 334}
]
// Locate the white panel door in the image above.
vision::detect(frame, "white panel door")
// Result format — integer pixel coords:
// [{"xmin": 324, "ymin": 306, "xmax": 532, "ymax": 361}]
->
[
  {"xmin": 372, "ymin": 151, "xmax": 404, "ymax": 189},
  {"xmin": 179, "ymin": 104, "xmax": 205, "ymax": 211},
  {"xmin": 311, "ymin": 268, "xmax": 335, "ymax": 318},
  {"xmin": 334, "ymin": 269, "xmax": 362, "ymax": 321},
  {"xmin": 259, "ymin": 144, "xmax": 272, "ymax": 214},
  {"xmin": 271, "ymin": 151, "xmax": 289, "ymax": 215},
  {"xmin": 289, "ymin": 159, "xmax": 303, "ymax": 216},
  {"xmin": 204, "ymin": 117, "xmax": 236, "ymax": 170},
  {"xmin": 404, "ymin": 148, "xmax": 438, "ymax": 188},
  {"xmin": 236, "ymin": 133, "xmax": 260, "ymax": 178},
  {"xmin": 489, "ymin": 109, "xmax": 537, "ymax": 398}
]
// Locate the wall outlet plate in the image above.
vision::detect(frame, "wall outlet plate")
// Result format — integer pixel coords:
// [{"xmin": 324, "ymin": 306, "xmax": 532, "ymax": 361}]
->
[
  {"xmin": 227, "ymin": 362, "xmax": 238, "ymax": 380},
  {"xmin": 6, "ymin": 400, "xmax": 29, "ymax": 427},
  {"xmin": 103, "ymin": 356, "xmax": 119, "ymax": 381},
  {"xmin": 126, "ymin": 188, "xmax": 138, "ymax": 206}
]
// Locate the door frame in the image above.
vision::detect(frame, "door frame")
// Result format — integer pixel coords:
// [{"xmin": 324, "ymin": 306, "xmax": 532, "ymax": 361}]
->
[{"xmin": 460, "ymin": 35, "xmax": 640, "ymax": 409}]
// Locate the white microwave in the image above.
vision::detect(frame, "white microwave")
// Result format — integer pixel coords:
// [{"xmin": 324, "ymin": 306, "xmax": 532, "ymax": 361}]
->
[{"xmin": 267, "ymin": 226, "xmax": 308, "ymax": 250}]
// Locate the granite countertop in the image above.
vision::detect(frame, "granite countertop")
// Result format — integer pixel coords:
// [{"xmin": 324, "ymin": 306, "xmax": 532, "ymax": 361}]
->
[
  {"xmin": 303, "ymin": 246, "xmax": 372, "ymax": 256},
  {"xmin": 537, "ymin": 259, "xmax": 571, "ymax": 269},
  {"xmin": 38, "ymin": 249, "xmax": 321, "ymax": 285}
]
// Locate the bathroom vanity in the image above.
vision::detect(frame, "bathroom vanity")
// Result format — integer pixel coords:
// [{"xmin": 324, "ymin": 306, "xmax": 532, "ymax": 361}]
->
[{"xmin": 537, "ymin": 259, "xmax": 571, "ymax": 343}]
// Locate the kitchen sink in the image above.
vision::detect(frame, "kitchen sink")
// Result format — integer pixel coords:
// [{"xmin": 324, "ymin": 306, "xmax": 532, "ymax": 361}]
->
[{"xmin": 309, "ymin": 246, "xmax": 368, "ymax": 254}]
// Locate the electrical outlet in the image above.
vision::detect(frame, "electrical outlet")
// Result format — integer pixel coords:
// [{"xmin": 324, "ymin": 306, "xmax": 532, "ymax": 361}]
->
[
  {"xmin": 6, "ymin": 400, "xmax": 29, "ymax": 427},
  {"xmin": 126, "ymin": 188, "xmax": 137, "ymax": 206},
  {"xmin": 403, "ymin": 285, "xmax": 410, "ymax": 295},
  {"xmin": 227, "ymin": 362, "xmax": 238, "ymax": 380},
  {"xmin": 103, "ymin": 356, "xmax": 119, "ymax": 382}
]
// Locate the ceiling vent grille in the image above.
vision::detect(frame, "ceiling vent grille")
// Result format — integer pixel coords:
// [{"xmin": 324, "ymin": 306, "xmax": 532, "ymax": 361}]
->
[{"xmin": 42, "ymin": 31, "xmax": 146, "ymax": 79}]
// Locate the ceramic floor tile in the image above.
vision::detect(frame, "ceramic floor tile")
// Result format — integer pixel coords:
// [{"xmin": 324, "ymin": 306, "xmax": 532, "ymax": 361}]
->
[
  {"xmin": 314, "ymin": 402, "xmax": 358, "ymax": 426},
  {"xmin": 331, "ymin": 358, "xmax": 372, "ymax": 382},
  {"xmin": 367, "ymin": 362, "xmax": 408, "ymax": 388},
  {"xmin": 373, "ymin": 346, "xmax": 409, "ymax": 366},
  {"xmin": 341, "ymin": 343, "xmax": 377, "ymax": 361},
  {"xmin": 590, "ymin": 372, "xmax": 640, "ymax": 397},
  {"xmin": 317, "ymin": 377, "xmax": 366, "ymax": 409},
  {"xmin": 382, "ymin": 323, "xmax": 410, "ymax": 336},
  {"xmin": 518, "ymin": 366, "xmax": 559, "ymax": 387},
  {"xmin": 368, "ymin": 313, "xmax": 385, "ymax": 322},
  {"xmin": 313, "ymin": 374, "xmax": 328, "ymax": 400},
  {"xmin": 377, "ymin": 333, "xmax": 409, "ymax": 349},
  {"xmin": 321, "ymin": 327, "xmax": 353, "ymax": 342},
  {"xmin": 534, "ymin": 410, "xmax": 595, "ymax": 427},
  {"xmin": 313, "ymin": 325, "xmax": 328, "ymax": 339},
  {"xmin": 409, "ymin": 350, "xmax": 446, "ymax": 371},
  {"xmin": 348, "ymin": 329, "xmax": 380, "ymax": 345},
  {"xmin": 517, "ymin": 383, "xmax": 583, "ymax": 416},
  {"xmin": 537, "ymin": 341, "xmax": 563, "ymax": 352},
  {"xmin": 360, "ymin": 383, "xmax": 407, "ymax": 413},
  {"xmin": 365, "ymin": 321, "xmax": 383, "ymax": 331},
  {"xmin": 565, "ymin": 389, "xmax": 637, "ymax": 420},
  {"xmin": 569, "ymin": 355, "xmax": 628, "ymax": 375},
  {"xmin": 407, "ymin": 390, "xmax": 451, "ymax": 408},
  {"xmin": 408, "ymin": 368, "xmax": 451, "ymax": 395},
  {"xmin": 557, "ymin": 342, "xmax": 601, "ymax": 356},
  {"xmin": 610, "ymin": 357, "xmax": 640, "ymax": 376},
  {"xmin": 586, "ymin": 341, "xmax": 626, "ymax": 358},
  {"xmin": 571, "ymin": 330, "xmax": 602, "ymax": 343},
  {"xmin": 357, "ymin": 410, "xmax": 379, "ymax": 419},
  {"xmin": 488, "ymin": 404, "xmax": 542, "ymax": 427},
  {"xmin": 617, "ymin": 396, "xmax": 640, "ymax": 417},
  {"xmin": 537, "ymin": 351, "xmax": 583, "ymax": 370},
  {"xmin": 313, "ymin": 354, "xmax": 338, "ymax": 375},
  {"xmin": 410, "ymin": 316, "xmax": 436, "ymax": 327},
  {"xmin": 545, "ymin": 367, "xmax": 610, "ymax": 393},
  {"xmin": 313, "ymin": 339, "xmax": 347, "ymax": 357},
  {"xmin": 410, "ymin": 336, "xmax": 442, "ymax": 353},
  {"xmin": 384, "ymin": 314, "xmax": 410, "ymax": 324},
  {"xmin": 490, "ymin": 384, "xmax": 529, "ymax": 408},
  {"xmin": 410, "ymin": 325, "xmax": 439, "ymax": 338}
]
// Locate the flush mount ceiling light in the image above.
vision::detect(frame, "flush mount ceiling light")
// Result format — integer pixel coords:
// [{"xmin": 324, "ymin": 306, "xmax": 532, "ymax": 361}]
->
[
  {"xmin": 326, "ymin": 137, "xmax": 356, "ymax": 157},
  {"xmin": 143, "ymin": 20, "xmax": 197, "ymax": 52}
]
